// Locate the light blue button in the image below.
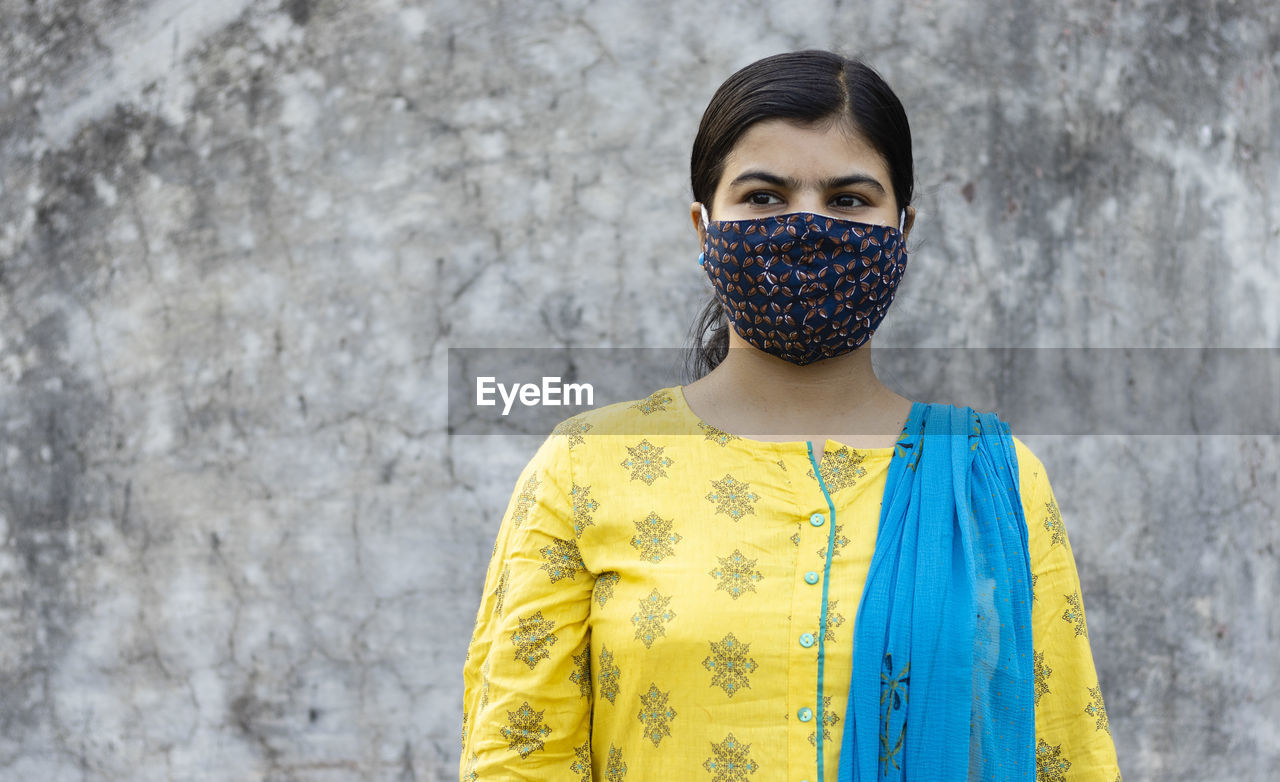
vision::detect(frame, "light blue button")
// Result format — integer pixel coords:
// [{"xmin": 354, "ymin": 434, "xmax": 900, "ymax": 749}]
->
[
  {"xmin": 797, "ymin": 706, "xmax": 813, "ymax": 722},
  {"xmin": 809, "ymin": 512, "xmax": 825, "ymax": 527},
  {"xmin": 804, "ymin": 571, "xmax": 820, "ymax": 585},
  {"xmin": 799, "ymin": 632, "xmax": 815, "ymax": 648}
]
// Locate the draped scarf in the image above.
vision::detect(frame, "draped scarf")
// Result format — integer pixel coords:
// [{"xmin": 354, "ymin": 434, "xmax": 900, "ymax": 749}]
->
[{"xmin": 836, "ymin": 402, "xmax": 1036, "ymax": 781}]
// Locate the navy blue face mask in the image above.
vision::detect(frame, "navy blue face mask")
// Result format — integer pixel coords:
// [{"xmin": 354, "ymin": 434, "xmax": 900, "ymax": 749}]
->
[{"xmin": 699, "ymin": 208, "xmax": 909, "ymax": 365}]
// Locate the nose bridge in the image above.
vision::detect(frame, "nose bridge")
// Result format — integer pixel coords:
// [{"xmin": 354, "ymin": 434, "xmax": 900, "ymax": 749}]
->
[{"xmin": 790, "ymin": 186, "xmax": 831, "ymax": 217}]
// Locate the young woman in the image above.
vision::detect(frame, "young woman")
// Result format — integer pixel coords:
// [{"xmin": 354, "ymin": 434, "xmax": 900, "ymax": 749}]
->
[{"xmin": 460, "ymin": 50, "xmax": 1121, "ymax": 781}]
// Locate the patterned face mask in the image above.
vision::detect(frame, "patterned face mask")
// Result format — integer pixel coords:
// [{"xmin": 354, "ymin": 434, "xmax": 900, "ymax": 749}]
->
[{"xmin": 699, "ymin": 207, "xmax": 909, "ymax": 365}]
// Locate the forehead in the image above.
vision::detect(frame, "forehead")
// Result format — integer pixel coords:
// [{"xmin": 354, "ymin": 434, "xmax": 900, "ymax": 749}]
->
[{"xmin": 720, "ymin": 117, "xmax": 890, "ymax": 182}]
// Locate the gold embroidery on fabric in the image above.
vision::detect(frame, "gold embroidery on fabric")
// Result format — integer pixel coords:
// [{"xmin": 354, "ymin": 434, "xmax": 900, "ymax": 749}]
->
[
  {"xmin": 817, "ymin": 523, "xmax": 850, "ymax": 559},
  {"xmin": 631, "ymin": 589, "xmax": 676, "ymax": 648},
  {"xmin": 705, "ymin": 474, "xmax": 761, "ymax": 520},
  {"xmin": 1035, "ymin": 738, "xmax": 1071, "ymax": 781},
  {"xmin": 703, "ymin": 732, "xmax": 759, "ymax": 781},
  {"xmin": 630, "ymin": 389, "xmax": 674, "ymax": 415},
  {"xmin": 703, "ymin": 632, "xmax": 758, "ymax": 697},
  {"xmin": 630, "ymin": 511, "xmax": 682, "ymax": 562},
  {"xmin": 806, "ymin": 446, "xmax": 867, "ymax": 493},
  {"xmin": 1086, "ymin": 684, "xmax": 1111, "ymax": 733},
  {"xmin": 709, "ymin": 549, "xmax": 764, "ymax": 599},
  {"xmin": 501, "ymin": 701, "xmax": 552, "ymax": 759},
  {"xmin": 570, "ymin": 739, "xmax": 591, "ymax": 781},
  {"xmin": 621, "ymin": 439, "xmax": 674, "ymax": 484},
  {"xmin": 552, "ymin": 416, "xmax": 593, "ymax": 449},
  {"xmin": 598, "ymin": 644, "xmax": 621, "ymax": 704},
  {"xmin": 605, "ymin": 743, "xmax": 627, "ymax": 780},
  {"xmin": 699, "ymin": 420, "xmax": 742, "ymax": 447},
  {"xmin": 807, "ymin": 695, "xmax": 841, "ymax": 747},
  {"xmin": 638, "ymin": 683, "xmax": 678, "ymax": 746},
  {"xmin": 494, "ymin": 565, "xmax": 510, "ymax": 616},
  {"xmin": 1044, "ymin": 497, "xmax": 1067, "ymax": 547},
  {"xmin": 594, "ymin": 571, "xmax": 619, "ymax": 608},
  {"xmin": 1033, "ymin": 650, "xmax": 1052, "ymax": 705},
  {"xmin": 511, "ymin": 611, "xmax": 558, "ymax": 670},
  {"xmin": 1062, "ymin": 591, "xmax": 1088, "ymax": 637},
  {"xmin": 570, "ymin": 646, "xmax": 592, "ymax": 699},
  {"xmin": 539, "ymin": 537, "xmax": 586, "ymax": 582},
  {"xmin": 570, "ymin": 483, "xmax": 599, "ymax": 538},
  {"xmin": 511, "ymin": 473, "xmax": 540, "ymax": 529},
  {"xmin": 822, "ymin": 599, "xmax": 846, "ymax": 643}
]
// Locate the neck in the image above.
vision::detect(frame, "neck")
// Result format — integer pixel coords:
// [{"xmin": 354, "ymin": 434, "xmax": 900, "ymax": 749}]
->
[{"xmin": 689, "ymin": 334, "xmax": 909, "ymax": 439}]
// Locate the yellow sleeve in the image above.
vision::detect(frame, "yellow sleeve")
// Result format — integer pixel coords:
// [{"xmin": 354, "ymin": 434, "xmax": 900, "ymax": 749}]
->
[
  {"xmin": 460, "ymin": 431, "xmax": 595, "ymax": 781},
  {"xmin": 1014, "ymin": 437, "xmax": 1122, "ymax": 781}
]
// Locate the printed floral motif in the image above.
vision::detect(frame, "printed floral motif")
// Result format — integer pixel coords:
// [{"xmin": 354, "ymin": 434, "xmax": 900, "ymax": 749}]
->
[
  {"xmin": 817, "ymin": 523, "xmax": 850, "ymax": 560},
  {"xmin": 539, "ymin": 537, "xmax": 586, "ymax": 583},
  {"xmin": 462, "ymin": 751, "xmax": 479, "ymax": 781},
  {"xmin": 702, "ymin": 632, "xmax": 758, "ymax": 697},
  {"xmin": 1034, "ymin": 650, "xmax": 1052, "ymax": 706},
  {"xmin": 632, "ymin": 589, "xmax": 676, "ymax": 648},
  {"xmin": 594, "ymin": 571, "xmax": 620, "ymax": 608},
  {"xmin": 822, "ymin": 599, "xmax": 846, "ymax": 643},
  {"xmin": 630, "ymin": 512, "xmax": 682, "ymax": 563},
  {"xmin": 494, "ymin": 565, "xmax": 510, "ymax": 616},
  {"xmin": 511, "ymin": 611, "xmax": 558, "ymax": 670},
  {"xmin": 807, "ymin": 695, "xmax": 840, "ymax": 747},
  {"xmin": 511, "ymin": 473, "xmax": 540, "ymax": 529},
  {"xmin": 790, "ymin": 531, "xmax": 800, "ymax": 546},
  {"xmin": 1086, "ymin": 685, "xmax": 1111, "ymax": 734},
  {"xmin": 1036, "ymin": 738, "xmax": 1071, "ymax": 781},
  {"xmin": 699, "ymin": 420, "xmax": 741, "ymax": 447},
  {"xmin": 807, "ymin": 446, "xmax": 867, "ymax": 493},
  {"xmin": 599, "ymin": 644, "xmax": 621, "ymax": 704},
  {"xmin": 630, "ymin": 389, "xmax": 673, "ymax": 415},
  {"xmin": 605, "ymin": 743, "xmax": 627, "ymax": 781},
  {"xmin": 570, "ymin": 740, "xmax": 592, "ymax": 781},
  {"xmin": 1031, "ymin": 572, "xmax": 1039, "ymax": 602},
  {"xmin": 776, "ymin": 458, "xmax": 786, "ymax": 471},
  {"xmin": 501, "ymin": 701, "xmax": 552, "ymax": 759},
  {"xmin": 880, "ymin": 653, "xmax": 910, "ymax": 775},
  {"xmin": 621, "ymin": 439, "xmax": 674, "ymax": 484},
  {"xmin": 1063, "ymin": 591, "xmax": 1089, "ymax": 638},
  {"xmin": 480, "ymin": 660, "xmax": 491, "ymax": 707},
  {"xmin": 571, "ymin": 483, "xmax": 599, "ymax": 538},
  {"xmin": 1044, "ymin": 497, "xmax": 1067, "ymax": 547},
  {"xmin": 703, "ymin": 732, "xmax": 758, "ymax": 781},
  {"xmin": 570, "ymin": 646, "xmax": 591, "ymax": 698},
  {"xmin": 638, "ymin": 682, "xmax": 678, "ymax": 746},
  {"xmin": 705, "ymin": 475, "xmax": 761, "ymax": 520},
  {"xmin": 709, "ymin": 549, "xmax": 764, "ymax": 599},
  {"xmin": 552, "ymin": 416, "xmax": 593, "ymax": 449}
]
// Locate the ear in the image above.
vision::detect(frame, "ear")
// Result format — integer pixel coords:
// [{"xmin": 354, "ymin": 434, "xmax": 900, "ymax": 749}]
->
[
  {"xmin": 901, "ymin": 205, "xmax": 917, "ymax": 243},
  {"xmin": 690, "ymin": 201, "xmax": 707, "ymax": 245}
]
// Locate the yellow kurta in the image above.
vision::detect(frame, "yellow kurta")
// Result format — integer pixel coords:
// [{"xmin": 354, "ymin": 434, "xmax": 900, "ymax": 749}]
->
[{"xmin": 460, "ymin": 386, "xmax": 1121, "ymax": 781}]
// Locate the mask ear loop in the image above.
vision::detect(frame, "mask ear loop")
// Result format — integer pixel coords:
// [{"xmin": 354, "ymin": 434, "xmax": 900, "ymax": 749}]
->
[
  {"xmin": 697, "ymin": 204, "xmax": 711, "ymax": 266},
  {"xmin": 898, "ymin": 208, "xmax": 906, "ymax": 234}
]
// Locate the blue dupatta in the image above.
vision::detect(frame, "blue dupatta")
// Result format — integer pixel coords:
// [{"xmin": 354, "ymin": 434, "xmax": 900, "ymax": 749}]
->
[{"xmin": 836, "ymin": 402, "xmax": 1036, "ymax": 781}]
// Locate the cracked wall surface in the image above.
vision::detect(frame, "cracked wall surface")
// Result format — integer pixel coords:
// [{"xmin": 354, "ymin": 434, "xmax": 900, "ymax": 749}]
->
[{"xmin": 0, "ymin": 0, "xmax": 1276, "ymax": 780}]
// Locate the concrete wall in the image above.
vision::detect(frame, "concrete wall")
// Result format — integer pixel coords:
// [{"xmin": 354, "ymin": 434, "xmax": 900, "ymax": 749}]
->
[{"xmin": 1, "ymin": 0, "xmax": 1276, "ymax": 779}]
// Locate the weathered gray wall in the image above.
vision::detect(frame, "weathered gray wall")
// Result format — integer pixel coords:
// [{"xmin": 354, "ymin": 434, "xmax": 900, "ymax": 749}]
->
[{"xmin": 1, "ymin": 0, "xmax": 1276, "ymax": 780}]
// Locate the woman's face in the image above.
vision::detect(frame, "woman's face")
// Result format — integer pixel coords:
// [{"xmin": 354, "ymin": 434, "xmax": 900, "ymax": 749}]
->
[{"xmin": 691, "ymin": 117, "xmax": 914, "ymax": 241}]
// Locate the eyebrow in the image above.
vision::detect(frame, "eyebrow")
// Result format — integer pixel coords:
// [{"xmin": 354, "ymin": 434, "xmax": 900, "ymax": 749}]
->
[{"xmin": 728, "ymin": 169, "xmax": 887, "ymax": 195}]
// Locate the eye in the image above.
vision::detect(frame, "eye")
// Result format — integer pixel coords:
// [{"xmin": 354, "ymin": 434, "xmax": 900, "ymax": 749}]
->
[
  {"xmin": 746, "ymin": 191, "xmax": 782, "ymax": 206},
  {"xmin": 831, "ymin": 193, "xmax": 868, "ymax": 208}
]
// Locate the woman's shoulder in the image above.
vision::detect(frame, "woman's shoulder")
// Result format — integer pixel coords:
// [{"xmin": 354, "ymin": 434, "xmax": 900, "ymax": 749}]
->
[{"xmin": 544, "ymin": 384, "xmax": 696, "ymax": 445}]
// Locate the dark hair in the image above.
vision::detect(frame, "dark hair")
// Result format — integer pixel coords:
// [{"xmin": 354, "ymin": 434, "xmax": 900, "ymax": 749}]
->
[{"xmin": 683, "ymin": 50, "xmax": 914, "ymax": 380}]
